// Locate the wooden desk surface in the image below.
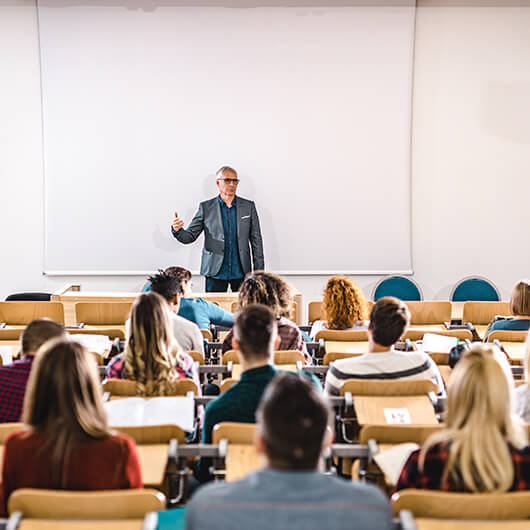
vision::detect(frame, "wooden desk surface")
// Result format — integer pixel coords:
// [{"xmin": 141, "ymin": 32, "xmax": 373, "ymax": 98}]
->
[
  {"xmin": 416, "ymin": 519, "xmax": 530, "ymax": 530},
  {"xmin": 135, "ymin": 444, "xmax": 169, "ymax": 487},
  {"xmin": 18, "ymin": 521, "xmax": 146, "ymax": 530},
  {"xmin": 354, "ymin": 396, "xmax": 438, "ymax": 426},
  {"xmin": 226, "ymin": 444, "xmax": 263, "ymax": 482}
]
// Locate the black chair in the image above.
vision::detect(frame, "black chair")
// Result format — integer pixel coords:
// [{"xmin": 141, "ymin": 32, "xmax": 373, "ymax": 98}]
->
[{"xmin": 5, "ymin": 292, "xmax": 52, "ymax": 301}]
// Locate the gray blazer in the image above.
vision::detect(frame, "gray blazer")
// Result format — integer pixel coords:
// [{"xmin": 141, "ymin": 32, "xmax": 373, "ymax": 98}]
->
[{"xmin": 172, "ymin": 196, "xmax": 264, "ymax": 278}]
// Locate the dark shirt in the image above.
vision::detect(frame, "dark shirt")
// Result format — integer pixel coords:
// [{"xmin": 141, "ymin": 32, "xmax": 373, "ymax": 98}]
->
[
  {"xmin": 396, "ymin": 442, "xmax": 530, "ymax": 492},
  {"xmin": 0, "ymin": 356, "xmax": 34, "ymax": 423},
  {"xmin": 214, "ymin": 196, "xmax": 244, "ymax": 281},
  {"xmin": 197, "ymin": 364, "xmax": 320, "ymax": 482}
]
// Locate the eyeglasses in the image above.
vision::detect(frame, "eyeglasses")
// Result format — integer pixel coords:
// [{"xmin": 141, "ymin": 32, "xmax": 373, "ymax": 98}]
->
[{"xmin": 218, "ymin": 178, "xmax": 240, "ymax": 185}]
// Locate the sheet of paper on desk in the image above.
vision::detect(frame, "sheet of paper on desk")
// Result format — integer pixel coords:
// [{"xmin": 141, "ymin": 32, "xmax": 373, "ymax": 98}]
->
[
  {"xmin": 71, "ymin": 334, "xmax": 112, "ymax": 354},
  {"xmin": 0, "ymin": 346, "xmax": 13, "ymax": 365},
  {"xmin": 105, "ymin": 396, "xmax": 195, "ymax": 432},
  {"xmin": 419, "ymin": 333, "xmax": 458, "ymax": 353},
  {"xmin": 373, "ymin": 442, "xmax": 420, "ymax": 486}
]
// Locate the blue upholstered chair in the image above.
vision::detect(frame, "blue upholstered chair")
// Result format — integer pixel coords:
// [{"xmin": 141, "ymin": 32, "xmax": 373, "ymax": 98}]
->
[
  {"xmin": 5, "ymin": 292, "xmax": 51, "ymax": 301},
  {"xmin": 372, "ymin": 276, "xmax": 423, "ymax": 301},
  {"xmin": 450, "ymin": 276, "xmax": 500, "ymax": 302}
]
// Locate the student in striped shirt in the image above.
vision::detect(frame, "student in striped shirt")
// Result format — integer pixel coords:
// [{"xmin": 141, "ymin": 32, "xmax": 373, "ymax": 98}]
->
[{"xmin": 324, "ymin": 296, "xmax": 444, "ymax": 396}]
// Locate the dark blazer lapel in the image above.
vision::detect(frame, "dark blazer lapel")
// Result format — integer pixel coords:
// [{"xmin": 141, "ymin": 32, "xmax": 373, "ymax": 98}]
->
[{"xmin": 235, "ymin": 195, "xmax": 241, "ymax": 237}]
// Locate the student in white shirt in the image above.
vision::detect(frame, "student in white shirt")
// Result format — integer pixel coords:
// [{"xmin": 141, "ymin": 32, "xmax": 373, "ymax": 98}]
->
[{"xmin": 324, "ymin": 296, "xmax": 444, "ymax": 396}]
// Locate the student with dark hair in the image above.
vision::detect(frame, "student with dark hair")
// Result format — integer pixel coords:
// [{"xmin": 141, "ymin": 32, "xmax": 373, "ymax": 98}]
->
[
  {"xmin": 324, "ymin": 296, "xmax": 443, "ymax": 396},
  {"xmin": 186, "ymin": 373, "xmax": 392, "ymax": 530},
  {"xmin": 0, "ymin": 318, "xmax": 66, "ymax": 423},
  {"xmin": 196, "ymin": 304, "xmax": 318, "ymax": 482},
  {"xmin": 0, "ymin": 338, "xmax": 142, "ymax": 515},
  {"xmin": 221, "ymin": 271, "xmax": 310, "ymax": 363},
  {"xmin": 165, "ymin": 266, "xmax": 234, "ymax": 330}
]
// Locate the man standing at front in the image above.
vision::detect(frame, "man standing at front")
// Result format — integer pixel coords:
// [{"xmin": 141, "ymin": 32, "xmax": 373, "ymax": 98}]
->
[{"xmin": 171, "ymin": 166, "xmax": 264, "ymax": 292}]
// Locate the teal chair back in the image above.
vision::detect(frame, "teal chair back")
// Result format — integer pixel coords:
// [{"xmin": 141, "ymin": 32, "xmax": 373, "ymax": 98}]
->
[
  {"xmin": 372, "ymin": 276, "xmax": 422, "ymax": 301},
  {"xmin": 451, "ymin": 277, "xmax": 500, "ymax": 302}
]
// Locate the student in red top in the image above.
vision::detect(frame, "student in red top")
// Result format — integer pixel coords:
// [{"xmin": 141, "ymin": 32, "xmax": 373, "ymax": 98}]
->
[
  {"xmin": 0, "ymin": 338, "xmax": 142, "ymax": 515},
  {"xmin": 396, "ymin": 344, "xmax": 530, "ymax": 493},
  {"xmin": 0, "ymin": 318, "xmax": 66, "ymax": 423}
]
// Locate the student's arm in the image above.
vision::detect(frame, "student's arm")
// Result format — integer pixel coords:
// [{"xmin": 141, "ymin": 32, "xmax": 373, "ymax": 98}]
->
[
  {"xmin": 297, "ymin": 369, "xmax": 322, "ymax": 391},
  {"xmin": 205, "ymin": 300, "xmax": 234, "ymax": 327}
]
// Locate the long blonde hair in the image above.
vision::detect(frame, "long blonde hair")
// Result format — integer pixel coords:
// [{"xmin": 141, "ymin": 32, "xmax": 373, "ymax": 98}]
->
[
  {"xmin": 420, "ymin": 344, "xmax": 527, "ymax": 492},
  {"xmin": 23, "ymin": 338, "xmax": 111, "ymax": 488},
  {"xmin": 124, "ymin": 292, "xmax": 185, "ymax": 396}
]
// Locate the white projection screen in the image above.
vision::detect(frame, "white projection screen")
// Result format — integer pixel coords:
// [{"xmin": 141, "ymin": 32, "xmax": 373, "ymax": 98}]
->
[{"xmin": 38, "ymin": 0, "xmax": 415, "ymax": 275}]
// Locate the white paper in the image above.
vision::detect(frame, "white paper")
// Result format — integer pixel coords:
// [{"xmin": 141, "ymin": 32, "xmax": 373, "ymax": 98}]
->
[
  {"xmin": 71, "ymin": 334, "xmax": 112, "ymax": 354},
  {"xmin": 373, "ymin": 442, "xmax": 420, "ymax": 485},
  {"xmin": 0, "ymin": 346, "xmax": 13, "ymax": 365},
  {"xmin": 420, "ymin": 333, "xmax": 458, "ymax": 353},
  {"xmin": 105, "ymin": 396, "xmax": 195, "ymax": 432},
  {"xmin": 383, "ymin": 408, "xmax": 411, "ymax": 425}
]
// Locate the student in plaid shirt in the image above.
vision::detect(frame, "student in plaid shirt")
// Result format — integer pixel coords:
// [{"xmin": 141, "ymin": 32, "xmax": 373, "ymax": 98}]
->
[
  {"xmin": 396, "ymin": 344, "xmax": 530, "ymax": 492},
  {"xmin": 0, "ymin": 319, "xmax": 65, "ymax": 423}
]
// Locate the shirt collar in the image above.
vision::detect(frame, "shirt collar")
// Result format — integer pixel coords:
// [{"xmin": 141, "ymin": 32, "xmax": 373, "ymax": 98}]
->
[
  {"xmin": 218, "ymin": 195, "xmax": 237, "ymax": 208},
  {"xmin": 240, "ymin": 364, "xmax": 277, "ymax": 381}
]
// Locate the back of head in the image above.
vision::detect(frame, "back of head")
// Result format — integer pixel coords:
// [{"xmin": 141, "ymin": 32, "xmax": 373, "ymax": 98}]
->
[
  {"xmin": 233, "ymin": 304, "xmax": 276, "ymax": 362},
  {"xmin": 525, "ymin": 331, "xmax": 530, "ymax": 384},
  {"xmin": 323, "ymin": 276, "xmax": 367, "ymax": 329},
  {"xmin": 21, "ymin": 318, "xmax": 66, "ymax": 356},
  {"xmin": 238, "ymin": 271, "xmax": 292, "ymax": 319},
  {"xmin": 423, "ymin": 344, "xmax": 527, "ymax": 492},
  {"xmin": 257, "ymin": 372, "xmax": 331, "ymax": 471},
  {"xmin": 148, "ymin": 270, "xmax": 182, "ymax": 303},
  {"xmin": 369, "ymin": 296, "xmax": 410, "ymax": 347},
  {"xmin": 125, "ymin": 291, "xmax": 180, "ymax": 395},
  {"xmin": 164, "ymin": 266, "xmax": 192, "ymax": 284},
  {"xmin": 510, "ymin": 279, "xmax": 530, "ymax": 317},
  {"xmin": 23, "ymin": 337, "xmax": 110, "ymax": 487}
]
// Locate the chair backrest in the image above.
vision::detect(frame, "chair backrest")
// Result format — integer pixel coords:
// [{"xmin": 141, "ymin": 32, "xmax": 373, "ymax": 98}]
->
[
  {"xmin": 314, "ymin": 329, "xmax": 369, "ymax": 342},
  {"xmin": 273, "ymin": 350, "xmax": 304, "ymax": 365},
  {"xmin": 115, "ymin": 424, "xmax": 186, "ymax": 444},
  {"xmin": 75, "ymin": 302, "xmax": 133, "ymax": 325},
  {"xmin": 68, "ymin": 327, "xmax": 126, "ymax": 340},
  {"xmin": 340, "ymin": 379, "xmax": 438, "ymax": 397},
  {"xmin": 359, "ymin": 424, "xmax": 443, "ymax": 445},
  {"xmin": 451, "ymin": 276, "xmax": 501, "ymax": 302},
  {"xmin": 220, "ymin": 378, "xmax": 238, "ymax": 393},
  {"xmin": 222, "ymin": 349, "xmax": 239, "ymax": 364},
  {"xmin": 212, "ymin": 422, "xmax": 260, "ymax": 483},
  {"xmin": 462, "ymin": 301, "xmax": 511, "ymax": 325},
  {"xmin": 186, "ymin": 350, "xmax": 205, "ymax": 365},
  {"xmin": 0, "ymin": 423, "xmax": 24, "ymax": 443},
  {"xmin": 323, "ymin": 351, "xmax": 363, "ymax": 365},
  {"xmin": 212, "ymin": 422, "xmax": 256, "ymax": 444},
  {"xmin": 403, "ymin": 328, "xmax": 473, "ymax": 342},
  {"xmin": 391, "ymin": 489, "xmax": 530, "ymax": 519},
  {"xmin": 0, "ymin": 302, "xmax": 65, "ymax": 325},
  {"xmin": 0, "ymin": 328, "xmax": 23, "ymax": 341},
  {"xmin": 8, "ymin": 488, "xmax": 166, "ymax": 519},
  {"xmin": 373, "ymin": 276, "xmax": 422, "ymax": 302},
  {"xmin": 487, "ymin": 330, "xmax": 528, "ymax": 343},
  {"xmin": 200, "ymin": 328, "xmax": 213, "ymax": 341},
  {"xmin": 308, "ymin": 300, "xmax": 323, "ymax": 324},
  {"xmin": 103, "ymin": 378, "xmax": 199, "ymax": 397},
  {"xmin": 405, "ymin": 301, "xmax": 452, "ymax": 325}
]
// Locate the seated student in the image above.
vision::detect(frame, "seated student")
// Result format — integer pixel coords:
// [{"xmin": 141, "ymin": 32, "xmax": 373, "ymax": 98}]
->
[
  {"xmin": 197, "ymin": 304, "xmax": 318, "ymax": 482},
  {"xmin": 396, "ymin": 344, "xmax": 530, "ymax": 492},
  {"xmin": 324, "ymin": 296, "xmax": 444, "ymax": 396},
  {"xmin": 185, "ymin": 373, "xmax": 392, "ymax": 530},
  {"xmin": 514, "ymin": 331, "xmax": 530, "ymax": 422},
  {"xmin": 310, "ymin": 276, "xmax": 369, "ymax": 338},
  {"xmin": 165, "ymin": 266, "xmax": 234, "ymax": 330},
  {"xmin": 222, "ymin": 271, "xmax": 310, "ymax": 363},
  {"xmin": 148, "ymin": 270, "xmax": 204, "ymax": 353},
  {"xmin": 106, "ymin": 292, "xmax": 200, "ymax": 393},
  {"xmin": 0, "ymin": 338, "xmax": 142, "ymax": 515},
  {"xmin": 0, "ymin": 318, "xmax": 65, "ymax": 423},
  {"xmin": 486, "ymin": 279, "xmax": 530, "ymax": 338}
]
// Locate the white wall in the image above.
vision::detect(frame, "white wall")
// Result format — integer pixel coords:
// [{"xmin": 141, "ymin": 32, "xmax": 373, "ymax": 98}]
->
[{"xmin": 1, "ymin": 0, "xmax": 529, "ymax": 319}]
